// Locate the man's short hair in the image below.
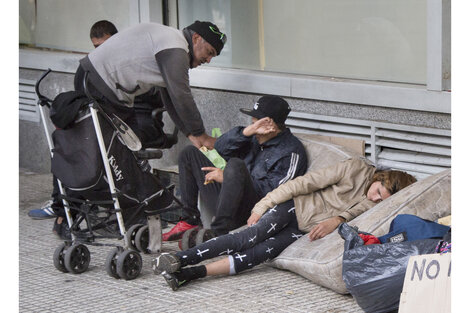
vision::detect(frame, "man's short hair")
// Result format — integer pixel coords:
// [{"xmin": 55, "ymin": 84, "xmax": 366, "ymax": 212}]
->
[{"xmin": 90, "ymin": 20, "xmax": 118, "ymax": 39}]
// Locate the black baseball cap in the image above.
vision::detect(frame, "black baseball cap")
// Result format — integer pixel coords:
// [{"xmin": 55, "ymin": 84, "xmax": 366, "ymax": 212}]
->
[
  {"xmin": 186, "ymin": 20, "xmax": 226, "ymax": 55},
  {"xmin": 240, "ymin": 95, "xmax": 291, "ymax": 124}
]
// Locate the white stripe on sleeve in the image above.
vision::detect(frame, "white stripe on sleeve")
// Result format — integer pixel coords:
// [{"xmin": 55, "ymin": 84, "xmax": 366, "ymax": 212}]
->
[{"xmin": 278, "ymin": 152, "xmax": 299, "ymax": 185}]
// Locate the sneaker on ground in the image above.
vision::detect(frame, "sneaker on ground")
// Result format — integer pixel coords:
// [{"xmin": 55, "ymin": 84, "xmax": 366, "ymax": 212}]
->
[
  {"xmin": 28, "ymin": 200, "xmax": 57, "ymax": 220},
  {"xmin": 152, "ymin": 253, "xmax": 181, "ymax": 275},
  {"xmin": 162, "ymin": 220, "xmax": 198, "ymax": 241},
  {"xmin": 161, "ymin": 271, "xmax": 186, "ymax": 291}
]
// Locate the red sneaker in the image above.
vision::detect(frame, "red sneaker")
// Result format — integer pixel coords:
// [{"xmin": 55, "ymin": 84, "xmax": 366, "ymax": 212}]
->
[{"xmin": 162, "ymin": 221, "xmax": 199, "ymax": 241}]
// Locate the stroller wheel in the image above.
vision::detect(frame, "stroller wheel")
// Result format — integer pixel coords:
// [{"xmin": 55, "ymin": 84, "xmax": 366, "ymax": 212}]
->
[
  {"xmin": 135, "ymin": 225, "xmax": 150, "ymax": 254},
  {"xmin": 105, "ymin": 247, "xmax": 122, "ymax": 279},
  {"xmin": 116, "ymin": 250, "xmax": 142, "ymax": 280},
  {"xmin": 64, "ymin": 243, "xmax": 91, "ymax": 274},
  {"xmin": 180, "ymin": 228, "xmax": 198, "ymax": 251},
  {"xmin": 53, "ymin": 242, "xmax": 70, "ymax": 273},
  {"xmin": 196, "ymin": 229, "xmax": 216, "ymax": 246},
  {"xmin": 125, "ymin": 224, "xmax": 144, "ymax": 251}
]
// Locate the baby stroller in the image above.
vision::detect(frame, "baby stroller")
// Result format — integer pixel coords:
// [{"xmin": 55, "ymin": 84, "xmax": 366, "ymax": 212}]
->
[{"xmin": 35, "ymin": 69, "xmax": 183, "ymax": 280}]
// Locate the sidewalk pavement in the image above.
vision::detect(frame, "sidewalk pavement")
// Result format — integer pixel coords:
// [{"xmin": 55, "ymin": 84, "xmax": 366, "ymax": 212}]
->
[{"xmin": 19, "ymin": 168, "xmax": 362, "ymax": 312}]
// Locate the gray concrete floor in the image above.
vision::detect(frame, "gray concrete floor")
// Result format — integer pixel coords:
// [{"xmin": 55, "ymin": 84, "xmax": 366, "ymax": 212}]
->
[{"xmin": 18, "ymin": 168, "xmax": 362, "ymax": 312}]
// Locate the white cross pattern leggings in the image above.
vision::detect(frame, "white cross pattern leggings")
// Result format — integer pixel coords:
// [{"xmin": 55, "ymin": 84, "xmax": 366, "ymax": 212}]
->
[{"xmin": 176, "ymin": 199, "xmax": 304, "ymax": 274}]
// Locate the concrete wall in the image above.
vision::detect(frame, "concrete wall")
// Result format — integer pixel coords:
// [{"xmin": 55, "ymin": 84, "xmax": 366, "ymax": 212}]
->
[{"xmin": 19, "ymin": 68, "xmax": 450, "ymax": 173}]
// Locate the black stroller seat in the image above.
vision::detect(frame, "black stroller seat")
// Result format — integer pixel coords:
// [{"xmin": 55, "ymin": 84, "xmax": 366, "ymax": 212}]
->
[{"xmin": 35, "ymin": 69, "xmax": 184, "ymax": 280}]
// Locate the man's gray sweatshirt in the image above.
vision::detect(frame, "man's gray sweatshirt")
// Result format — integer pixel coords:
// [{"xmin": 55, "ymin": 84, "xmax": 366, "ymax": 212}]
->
[{"xmin": 80, "ymin": 22, "xmax": 204, "ymax": 136}]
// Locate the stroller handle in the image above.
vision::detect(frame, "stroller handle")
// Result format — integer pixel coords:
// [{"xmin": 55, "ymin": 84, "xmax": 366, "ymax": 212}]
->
[
  {"xmin": 82, "ymin": 71, "xmax": 94, "ymax": 100},
  {"xmin": 35, "ymin": 68, "xmax": 53, "ymax": 106}
]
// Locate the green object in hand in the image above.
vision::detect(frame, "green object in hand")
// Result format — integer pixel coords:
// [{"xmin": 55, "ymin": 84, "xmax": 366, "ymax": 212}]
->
[
  {"xmin": 212, "ymin": 128, "xmax": 222, "ymax": 138},
  {"xmin": 199, "ymin": 128, "xmax": 226, "ymax": 169}
]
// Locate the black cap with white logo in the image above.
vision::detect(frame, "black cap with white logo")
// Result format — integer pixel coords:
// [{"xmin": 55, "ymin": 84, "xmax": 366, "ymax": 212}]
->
[{"xmin": 240, "ymin": 95, "xmax": 291, "ymax": 124}]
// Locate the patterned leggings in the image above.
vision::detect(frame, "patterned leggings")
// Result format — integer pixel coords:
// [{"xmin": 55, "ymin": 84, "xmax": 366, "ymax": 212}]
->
[{"xmin": 176, "ymin": 199, "xmax": 304, "ymax": 274}]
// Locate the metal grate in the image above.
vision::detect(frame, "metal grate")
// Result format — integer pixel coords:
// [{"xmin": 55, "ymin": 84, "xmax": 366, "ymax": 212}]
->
[
  {"xmin": 19, "ymin": 79, "xmax": 40, "ymax": 122},
  {"xmin": 286, "ymin": 112, "xmax": 451, "ymax": 180}
]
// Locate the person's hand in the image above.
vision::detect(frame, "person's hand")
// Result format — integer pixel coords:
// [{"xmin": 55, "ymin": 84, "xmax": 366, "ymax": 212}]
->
[
  {"xmin": 243, "ymin": 117, "xmax": 276, "ymax": 137},
  {"xmin": 188, "ymin": 133, "xmax": 216, "ymax": 149},
  {"xmin": 308, "ymin": 216, "xmax": 345, "ymax": 241},
  {"xmin": 202, "ymin": 166, "xmax": 224, "ymax": 184},
  {"xmin": 247, "ymin": 212, "xmax": 261, "ymax": 226}
]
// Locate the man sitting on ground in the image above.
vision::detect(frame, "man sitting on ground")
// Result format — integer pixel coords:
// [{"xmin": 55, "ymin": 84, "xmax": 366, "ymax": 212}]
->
[{"xmin": 163, "ymin": 95, "xmax": 308, "ymax": 241}]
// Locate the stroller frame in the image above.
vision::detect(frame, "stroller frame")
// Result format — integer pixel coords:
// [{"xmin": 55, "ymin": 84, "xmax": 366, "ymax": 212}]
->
[{"xmin": 35, "ymin": 69, "xmax": 183, "ymax": 280}]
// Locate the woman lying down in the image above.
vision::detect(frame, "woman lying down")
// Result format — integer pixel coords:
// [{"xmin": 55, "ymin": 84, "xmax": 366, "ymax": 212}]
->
[{"xmin": 153, "ymin": 157, "xmax": 416, "ymax": 291}]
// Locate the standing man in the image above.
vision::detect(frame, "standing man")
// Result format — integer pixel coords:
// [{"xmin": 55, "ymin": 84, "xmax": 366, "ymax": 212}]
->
[
  {"xmin": 162, "ymin": 96, "xmax": 308, "ymax": 240},
  {"xmin": 76, "ymin": 21, "xmax": 171, "ymax": 147},
  {"xmin": 73, "ymin": 20, "xmax": 118, "ymax": 91},
  {"xmin": 75, "ymin": 21, "xmax": 227, "ymax": 149}
]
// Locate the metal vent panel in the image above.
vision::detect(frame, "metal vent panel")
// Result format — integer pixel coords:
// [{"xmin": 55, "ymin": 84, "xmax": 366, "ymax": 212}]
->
[
  {"xmin": 19, "ymin": 79, "xmax": 39, "ymax": 122},
  {"xmin": 286, "ymin": 112, "xmax": 451, "ymax": 180}
]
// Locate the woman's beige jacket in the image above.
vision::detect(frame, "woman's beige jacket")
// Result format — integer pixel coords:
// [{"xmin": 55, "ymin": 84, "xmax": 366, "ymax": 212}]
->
[{"xmin": 251, "ymin": 157, "xmax": 377, "ymax": 233}]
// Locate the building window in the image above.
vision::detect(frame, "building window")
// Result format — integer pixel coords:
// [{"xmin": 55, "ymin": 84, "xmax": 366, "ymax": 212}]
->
[
  {"xmin": 19, "ymin": 0, "xmax": 132, "ymax": 53},
  {"xmin": 178, "ymin": 0, "xmax": 427, "ymax": 85},
  {"xmin": 19, "ymin": 0, "xmax": 447, "ymax": 91}
]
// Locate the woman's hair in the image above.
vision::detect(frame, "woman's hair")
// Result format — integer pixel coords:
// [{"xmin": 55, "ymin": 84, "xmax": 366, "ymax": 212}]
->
[{"xmin": 368, "ymin": 170, "xmax": 417, "ymax": 195}]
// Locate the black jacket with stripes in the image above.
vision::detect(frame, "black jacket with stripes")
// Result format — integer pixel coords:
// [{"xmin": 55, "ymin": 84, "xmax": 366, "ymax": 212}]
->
[{"xmin": 214, "ymin": 127, "xmax": 308, "ymax": 198}]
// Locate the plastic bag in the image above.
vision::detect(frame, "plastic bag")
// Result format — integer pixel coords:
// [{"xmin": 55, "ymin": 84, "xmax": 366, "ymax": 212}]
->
[
  {"xmin": 339, "ymin": 223, "xmax": 441, "ymax": 313},
  {"xmin": 199, "ymin": 128, "xmax": 227, "ymax": 169}
]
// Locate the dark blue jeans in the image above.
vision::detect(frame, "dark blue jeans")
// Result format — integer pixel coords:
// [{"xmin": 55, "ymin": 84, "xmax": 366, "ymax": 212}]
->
[{"xmin": 176, "ymin": 199, "xmax": 304, "ymax": 273}]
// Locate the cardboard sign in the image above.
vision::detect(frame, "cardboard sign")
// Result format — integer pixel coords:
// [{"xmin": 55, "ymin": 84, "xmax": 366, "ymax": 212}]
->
[{"xmin": 398, "ymin": 253, "xmax": 451, "ymax": 313}]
